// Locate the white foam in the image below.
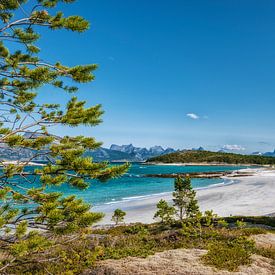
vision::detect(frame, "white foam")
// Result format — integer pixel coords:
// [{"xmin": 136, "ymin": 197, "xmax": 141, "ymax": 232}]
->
[{"xmin": 100, "ymin": 179, "xmax": 237, "ymax": 206}]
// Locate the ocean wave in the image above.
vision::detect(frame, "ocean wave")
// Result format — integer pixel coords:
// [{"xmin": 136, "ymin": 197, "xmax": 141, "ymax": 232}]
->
[
  {"xmin": 121, "ymin": 192, "xmax": 171, "ymax": 201},
  {"xmin": 195, "ymin": 179, "xmax": 235, "ymax": 190}
]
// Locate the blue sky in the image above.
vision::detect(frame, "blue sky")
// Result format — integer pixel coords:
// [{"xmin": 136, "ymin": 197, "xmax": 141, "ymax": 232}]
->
[{"xmin": 34, "ymin": 0, "xmax": 275, "ymax": 153}]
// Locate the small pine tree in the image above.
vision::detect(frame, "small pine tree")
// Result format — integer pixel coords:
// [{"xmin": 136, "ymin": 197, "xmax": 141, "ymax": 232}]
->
[
  {"xmin": 154, "ymin": 199, "xmax": 176, "ymax": 224},
  {"xmin": 111, "ymin": 209, "xmax": 126, "ymax": 225},
  {"xmin": 203, "ymin": 210, "xmax": 218, "ymax": 227},
  {"xmin": 173, "ymin": 176, "xmax": 200, "ymax": 221}
]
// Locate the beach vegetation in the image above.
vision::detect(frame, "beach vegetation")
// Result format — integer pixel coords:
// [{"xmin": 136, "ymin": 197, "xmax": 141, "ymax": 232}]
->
[
  {"xmin": 217, "ymin": 219, "xmax": 229, "ymax": 228},
  {"xmin": 224, "ymin": 216, "xmax": 275, "ymax": 227},
  {"xmin": 236, "ymin": 219, "xmax": 247, "ymax": 228},
  {"xmin": 1, "ymin": 217, "xmax": 274, "ymax": 273},
  {"xmin": 173, "ymin": 176, "xmax": 200, "ymax": 221},
  {"xmin": 180, "ymin": 214, "xmax": 202, "ymax": 238},
  {"xmin": 112, "ymin": 209, "xmax": 126, "ymax": 225},
  {"xmin": 202, "ymin": 210, "xmax": 218, "ymax": 227},
  {"xmin": 202, "ymin": 237, "xmax": 255, "ymax": 271},
  {"xmin": 154, "ymin": 199, "xmax": 176, "ymax": 225},
  {"xmin": 124, "ymin": 224, "xmax": 149, "ymax": 235}
]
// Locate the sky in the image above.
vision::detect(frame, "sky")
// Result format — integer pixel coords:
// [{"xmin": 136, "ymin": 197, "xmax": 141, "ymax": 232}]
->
[{"xmin": 28, "ymin": 0, "xmax": 275, "ymax": 153}]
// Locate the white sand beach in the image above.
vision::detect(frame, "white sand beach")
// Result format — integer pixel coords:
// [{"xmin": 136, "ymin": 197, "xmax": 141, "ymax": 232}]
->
[{"xmin": 94, "ymin": 168, "xmax": 275, "ymax": 225}]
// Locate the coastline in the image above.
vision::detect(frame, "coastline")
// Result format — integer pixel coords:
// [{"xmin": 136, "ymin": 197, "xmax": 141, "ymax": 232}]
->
[
  {"xmin": 94, "ymin": 167, "xmax": 275, "ymax": 225},
  {"xmin": 144, "ymin": 161, "xmax": 266, "ymax": 167}
]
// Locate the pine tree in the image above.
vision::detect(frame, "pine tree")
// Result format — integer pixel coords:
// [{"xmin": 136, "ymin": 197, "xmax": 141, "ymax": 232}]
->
[
  {"xmin": 0, "ymin": 0, "xmax": 129, "ymax": 269},
  {"xmin": 154, "ymin": 199, "xmax": 176, "ymax": 224},
  {"xmin": 111, "ymin": 209, "xmax": 126, "ymax": 225},
  {"xmin": 173, "ymin": 176, "xmax": 200, "ymax": 221}
]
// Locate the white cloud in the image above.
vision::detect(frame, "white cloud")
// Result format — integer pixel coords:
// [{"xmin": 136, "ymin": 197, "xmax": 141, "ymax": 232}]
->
[
  {"xmin": 222, "ymin": 144, "xmax": 245, "ymax": 151},
  {"xmin": 186, "ymin": 113, "xmax": 200, "ymax": 120}
]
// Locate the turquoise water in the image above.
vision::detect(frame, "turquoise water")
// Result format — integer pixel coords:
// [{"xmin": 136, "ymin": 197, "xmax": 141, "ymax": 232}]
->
[{"xmin": 11, "ymin": 163, "xmax": 248, "ymax": 206}]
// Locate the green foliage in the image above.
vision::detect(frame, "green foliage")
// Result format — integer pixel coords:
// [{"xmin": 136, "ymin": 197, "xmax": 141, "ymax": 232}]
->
[
  {"xmin": 154, "ymin": 199, "xmax": 176, "ymax": 225},
  {"xmin": 96, "ymin": 222, "xmax": 264, "ymax": 268},
  {"xmin": 203, "ymin": 210, "xmax": 218, "ymax": 227},
  {"xmin": 1, "ymin": 233, "xmax": 103, "ymax": 274},
  {"xmin": 180, "ymin": 214, "xmax": 202, "ymax": 238},
  {"xmin": 147, "ymin": 149, "xmax": 275, "ymax": 165},
  {"xmin": 2, "ymin": 219, "xmax": 272, "ymax": 273},
  {"xmin": 202, "ymin": 237, "xmax": 255, "ymax": 271},
  {"xmin": 111, "ymin": 209, "xmax": 126, "ymax": 225},
  {"xmin": 0, "ymin": 0, "xmax": 129, "ymax": 272},
  {"xmin": 224, "ymin": 216, "xmax": 275, "ymax": 227},
  {"xmin": 124, "ymin": 224, "xmax": 149, "ymax": 235},
  {"xmin": 256, "ymin": 247, "xmax": 275, "ymax": 262},
  {"xmin": 173, "ymin": 176, "xmax": 200, "ymax": 221},
  {"xmin": 217, "ymin": 219, "xmax": 229, "ymax": 228},
  {"xmin": 10, "ymin": 231, "xmax": 53, "ymax": 257},
  {"xmin": 236, "ymin": 219, "xmax": 247, "ymax": 229}
]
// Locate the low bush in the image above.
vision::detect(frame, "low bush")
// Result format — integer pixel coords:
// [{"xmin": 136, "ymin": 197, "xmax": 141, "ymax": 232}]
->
[
  {"xmin": 256, "ymin": 247, "xmax": 275, "ymax": 261},
  {"xmin": 202, "ymin": 237, "xmax": 255, "ymax": 271},
  {"xmin": 124, "ymin": 224, "xmax": 149, "ymax": 235},
  {"xmin": 224, "ymin": 216, "xmax": 275, "ymax": 227}
]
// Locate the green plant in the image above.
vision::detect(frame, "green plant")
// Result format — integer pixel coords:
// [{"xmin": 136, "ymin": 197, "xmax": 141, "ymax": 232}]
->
[
  {"xmin": 124, "ymin": 224, "xmax": 149, "ymax": 235},
  {"xmin": 236, "ymin": 219, "xmax": 247, "ymax": 228},
  {"xmin": 217, "ymin": 219, "xmax": 229, "ymax": 228},
  {"xmin": 3, "ymin": 234, "xmax": 103, "ymax": 274},
  {"xmin": 203, "ymin": 210, "xmax": 218, "ymax": 227},
  {"xmin": 256, "ymin": 247, "xmax": 275, "ymax": 262},
  {"xmin": 111, "ymin": 209, "xmax": 126, "ymax": 225},
  {"xmin": 0, "ymin": 0, "xmax": 129, "ymax": 272},
  {"xmin": 202, "ymin": 237, "xmax": 255, "ymax": 271},
  {"xmin": 180, "ymin": 213, "xmax": 202, "ymax": 238},
  {"xmin": 224, "ymin": 216, "xmax": 275, "ymax": 227},
  {"xmin": 173, "ymin": 176, "xmax": 200, "ymax": 221},
  {"xmin": 154, "ymin": 199, "xmax": 176, "ymax": 225}
]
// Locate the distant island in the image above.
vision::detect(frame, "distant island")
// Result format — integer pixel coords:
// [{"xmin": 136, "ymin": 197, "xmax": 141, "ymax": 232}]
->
[{"xmin": 146, "ymin": 150, "xmax": 275, "ymax": 165}]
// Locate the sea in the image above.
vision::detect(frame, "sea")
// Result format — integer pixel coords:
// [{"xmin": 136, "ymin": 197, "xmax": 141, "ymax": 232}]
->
[{"xmin": 28, "ymin": 163, "xmax": 249, "ymax": 207}]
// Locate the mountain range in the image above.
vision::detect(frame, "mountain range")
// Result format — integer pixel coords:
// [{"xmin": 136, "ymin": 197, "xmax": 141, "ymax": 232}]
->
[
  {"xmin": 86, "ymin": 144, "xmax": 177, "ymax": 162},
  {"xmin": 1, "ymin": 142, "xmax": 275, "ymax": 162},
  {"xmin": 0, "ymin": 143, "xmax": 177, "ymax": 162}
]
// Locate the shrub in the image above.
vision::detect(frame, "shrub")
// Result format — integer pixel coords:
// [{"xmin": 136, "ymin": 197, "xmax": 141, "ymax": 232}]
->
[
  {"xmin": 124, "ymin": 224, "xmax": 149, "ymax": 235},
  {"xmin": 238, "ymin": 227, "xmax": 267, "ymax": 236},
  {"xmin": 111, "ymin": 209, "xmax": 126, "ymax": 225},
  {"xmin": 217, "ymin": 219, "xmax": 229, "ymax": 228},
  {"xmin": 202, "ymin": 237, "xmax": 255, "ymax": 271},
  {"xmin": 224, "ymin": 216, "xmax": 275, "ymax": 227},
  {"xmin": 203, "ymin": 210, "xmax": 218, "ymax": 227},
  {"xmin": 154, "ymin": 199, "xmax": 176, "ymax": 225},
  {"xmin": 256, "ymin": 247, "xmax": 275, "ymax": 262},
  {"xmin": 236, "ymin": 220, "xmax": 247, "ymax": 228}
]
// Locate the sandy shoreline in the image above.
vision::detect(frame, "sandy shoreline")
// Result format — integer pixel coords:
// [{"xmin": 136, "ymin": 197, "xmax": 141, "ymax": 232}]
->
[{"xmin": 94, "ymin": 168, "xmax": 275, "ymax": 225}]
